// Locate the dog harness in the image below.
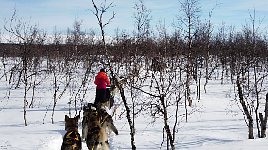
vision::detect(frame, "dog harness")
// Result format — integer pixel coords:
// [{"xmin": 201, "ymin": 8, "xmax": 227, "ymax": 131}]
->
[{"xmin": 62, "ymin": 129, "xmax": 81, "ymax": 146}]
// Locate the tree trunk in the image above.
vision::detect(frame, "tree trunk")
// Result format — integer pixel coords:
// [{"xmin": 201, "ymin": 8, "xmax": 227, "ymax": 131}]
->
[
  {"xmin": 259, "ymin": 93, "xmax": 268, "ymax": 138},
  {"xmin": 160, "ymin": 95, "xmax": 175, "ymax": 150},
  {"xmin": 248, "ymin": 119, "xmax": 254, "ymax": 139},
  {"xmin": 119, "ymin": 86, "xmax": 136, "ymax": 150},
  {"xmin": 236, "ymin": 76, "xmax": 254, "ymax": 139},
  {"xmin": 253, "ymin": 66, "xmax": 261, "ymax": 137},
  {"xmin": 23, "ymin": 45, "xmax": 28, "ymax": 126},
  {"xmin": 51, "ymin": 71, "xmax": 57, "ymax": 124},
  {"xmin": 111, "ymin": 69, "xmax": 136, "ymax": 150}
]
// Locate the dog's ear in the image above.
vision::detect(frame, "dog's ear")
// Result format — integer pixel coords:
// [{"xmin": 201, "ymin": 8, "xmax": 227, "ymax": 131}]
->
[
  {"xmin": 83, "ymin": 105, "xmax": 87, "ymax": 111},
  {"xmin": 75, "ymin": 115, "xmax": 80, "ymax": 120},
  {"xmin": 65, "ymin": 115, "xmax": 69, "ymax": 120}
]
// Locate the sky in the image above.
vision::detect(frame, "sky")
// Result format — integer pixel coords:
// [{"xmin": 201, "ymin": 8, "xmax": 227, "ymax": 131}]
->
[{"xmin": 1, "ymin": 0, "xmax": 268, "ymax": 37}]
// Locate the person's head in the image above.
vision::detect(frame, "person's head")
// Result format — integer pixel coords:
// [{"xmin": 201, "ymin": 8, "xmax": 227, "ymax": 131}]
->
[{"xmin": 100, "ymin": 68, "xmax": 105, "ymax": 72}]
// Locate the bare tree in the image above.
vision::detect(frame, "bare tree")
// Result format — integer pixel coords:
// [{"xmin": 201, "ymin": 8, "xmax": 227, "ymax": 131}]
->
[
  {"xmin": 236, "ymin": 75, "xmax": 254, "ymax": 139},
  {"xmin": 0, "ymin": 29, "xmax": 10, "ymax": 82},
  {"xmin": 178, "ymin": 0, "xmax": 201, "ymax": 107},
  {"xmin": 4, "ymin": 9, "xmax": 47, "ymax": 126},
  {"xmin": 91, "ymin": 0, "xmax": 115, "ymax": 49},
  {"xmin": 52, "ymin": 26, "xmax": 63, "ymax": 45},
  {"xmin": 132, "ymin": 56, "xmax": 185, "ymax": 150},
  {"xmin": 49, "ymin": 63, "xmax": 62, "ymax": 124},
  {"xmin": 133, "ymin": 0, "xmax": 152, "ymax": 43},
  {"xmin": 248, "ymin": 9, "xmax": 262, "ymax": 138},
  {"xmin": 234, "ymin": 9, "xmax": 268, "ymax": 139},
  {"xmin": 201, "ymin": 6, "xmax": 216, "ymax": 94}
]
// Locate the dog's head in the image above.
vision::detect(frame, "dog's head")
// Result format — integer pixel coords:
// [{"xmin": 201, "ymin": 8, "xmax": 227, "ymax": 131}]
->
[
  {"xmin": 83, "ymin": 103, "xmax": 101, "ymax": 127},
  {"xmin": 87, "ymin": 110, "xmax": 100, "ymax": 128},
  {"xmin": 65, "ymin": 115, "xmax": 80, "ymax": 131}
]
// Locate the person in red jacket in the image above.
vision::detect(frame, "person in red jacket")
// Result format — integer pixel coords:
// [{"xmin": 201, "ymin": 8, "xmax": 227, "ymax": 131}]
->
[{"xmin": 94, "ymin": 68, "xmax": 111, "ymax": 105}]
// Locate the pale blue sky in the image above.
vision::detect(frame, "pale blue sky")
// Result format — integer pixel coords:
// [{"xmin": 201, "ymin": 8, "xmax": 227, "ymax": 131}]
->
[{"xmin": 1, "ymin": 0, "xmax": 268, "ymax": 36}]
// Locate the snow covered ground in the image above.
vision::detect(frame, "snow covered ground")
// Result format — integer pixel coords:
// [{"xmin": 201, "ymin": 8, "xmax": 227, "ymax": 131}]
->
[{"xmin": 0, "ymin": 64, "xmax": 268, "ymax": 150}]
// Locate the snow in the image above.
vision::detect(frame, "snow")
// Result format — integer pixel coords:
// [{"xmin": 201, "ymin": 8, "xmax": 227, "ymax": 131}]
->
[{"xmin": 0, "ymin": 61, "xmax": 268, "ymax": 150}]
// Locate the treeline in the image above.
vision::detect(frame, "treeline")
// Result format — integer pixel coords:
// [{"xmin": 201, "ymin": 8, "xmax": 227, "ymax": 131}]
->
[{"xmin": 0, "ymin": 28, "xmax": 267, "ymax": 62}]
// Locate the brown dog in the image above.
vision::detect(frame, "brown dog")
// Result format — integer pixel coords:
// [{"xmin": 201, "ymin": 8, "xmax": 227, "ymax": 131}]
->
[{"xmin": 61, "ymin": 115, "xmax": 81, "ymax": 150}]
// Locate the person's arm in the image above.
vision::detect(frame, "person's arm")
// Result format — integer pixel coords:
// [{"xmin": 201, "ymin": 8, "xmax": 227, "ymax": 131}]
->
[
  {"xmin": 105, "ymin": 76, "xmax": 111, "ymax": 86},
  {"xmin": 94, "ymin": 77, "xmax": 98, "ymax": 85}
]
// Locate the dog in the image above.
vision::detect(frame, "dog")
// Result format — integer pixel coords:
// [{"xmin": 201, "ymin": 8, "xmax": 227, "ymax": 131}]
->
[
  {"xmin": 82, "ymin": 103, "xmax": 118, "ymax": 150},
  {"xmin": 83, "ymin": 103, "xmax": 108, "ymax": 150},
  {"xmin": 61, "ymin": 115, "xmax": 82, "ymax": 150},
  {"xmin": 82, "ymin": 103, "xmax": 94, "ymax": 141}
]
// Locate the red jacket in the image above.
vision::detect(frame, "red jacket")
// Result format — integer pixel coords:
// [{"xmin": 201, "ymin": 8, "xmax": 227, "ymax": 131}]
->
[{"xmin": 94, "ymin": 72, "xmax": 110, "ymax": 89}]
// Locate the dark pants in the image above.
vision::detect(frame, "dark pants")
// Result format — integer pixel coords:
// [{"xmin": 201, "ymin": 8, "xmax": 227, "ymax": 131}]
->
[
  {"xmin": 94, "ymin": 88, "xmax": 114, "ymax": 107},
  {"xmin": 94, "ymin": 89, "xmax": 106, "ymax": 105}
]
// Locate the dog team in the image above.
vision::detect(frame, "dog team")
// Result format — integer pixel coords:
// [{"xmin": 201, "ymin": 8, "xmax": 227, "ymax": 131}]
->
[{"xmin": 61, "ymin": 68, "xmax": 118, "ymax": 150}]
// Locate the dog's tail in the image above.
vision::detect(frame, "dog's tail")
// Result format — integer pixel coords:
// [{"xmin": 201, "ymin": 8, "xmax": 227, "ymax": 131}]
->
[{"xmin": 109, "ymin": 122, "xmax": 118, "ymax": 135}]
